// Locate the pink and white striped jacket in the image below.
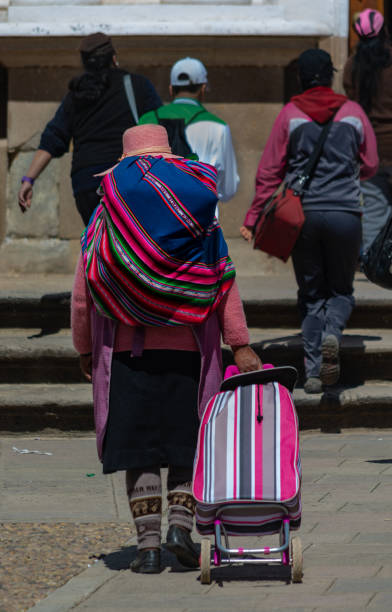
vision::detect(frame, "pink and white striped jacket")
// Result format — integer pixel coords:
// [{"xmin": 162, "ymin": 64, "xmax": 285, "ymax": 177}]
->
[{"xmin": 244, "ymin": 97, "xmax": 379, "ymax": 228}]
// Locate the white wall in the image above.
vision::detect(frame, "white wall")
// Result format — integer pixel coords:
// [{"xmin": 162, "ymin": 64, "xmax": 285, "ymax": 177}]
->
[{"xmin": 1, "ymin": 0, "xmax": 349, "ymax": 37}]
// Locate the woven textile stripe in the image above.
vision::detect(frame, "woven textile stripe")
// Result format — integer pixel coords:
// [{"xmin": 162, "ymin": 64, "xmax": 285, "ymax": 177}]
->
[
  {"xmin": 193, "ymin": 382, "xmax": 301, "ymax": 505},
  {"xmin": 82, "ymin": 155, "xmax": 235, "ymax": 327}
]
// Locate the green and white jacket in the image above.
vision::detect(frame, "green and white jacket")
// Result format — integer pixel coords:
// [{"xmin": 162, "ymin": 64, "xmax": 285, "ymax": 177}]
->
[{"xmin": 139, "ymin": 98, "xmax": 239, "ymax": 202}]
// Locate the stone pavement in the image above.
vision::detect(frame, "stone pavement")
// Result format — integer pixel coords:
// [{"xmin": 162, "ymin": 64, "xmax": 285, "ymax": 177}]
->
[{"xmin": 1, "ymin": 430, "xmax": 391, "ymax": 611}]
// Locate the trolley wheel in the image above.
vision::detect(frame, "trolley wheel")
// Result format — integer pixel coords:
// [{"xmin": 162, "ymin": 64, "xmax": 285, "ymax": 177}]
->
[
  {"xmin": 200, "ymin": 538, "xmax": 211, "ymax": 585},
  {"xmin": 291, "ymin": 536, "xmax": 303, "ymax": 583}
]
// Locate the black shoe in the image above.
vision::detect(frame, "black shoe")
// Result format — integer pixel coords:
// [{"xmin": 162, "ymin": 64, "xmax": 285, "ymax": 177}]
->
[
  {"xmin": 130, "ymin": 549, "xmax": 161, "ymax": 574},
  {"xmin": 165, "ymin": 525, "xmax": 199, "ymax": 568},
  {"xmin": 304, "ymin": 377, "xmax": 322, "ymax": 394}
]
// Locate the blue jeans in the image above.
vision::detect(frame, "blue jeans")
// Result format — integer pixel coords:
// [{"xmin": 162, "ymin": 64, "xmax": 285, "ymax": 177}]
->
[{"xmin": 292, "ymin": 210, "xmax": 361, "ymax": 378}]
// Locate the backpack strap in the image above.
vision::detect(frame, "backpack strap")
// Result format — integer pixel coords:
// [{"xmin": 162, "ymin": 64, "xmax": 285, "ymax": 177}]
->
[
  {"xmin": 123, "ymin": 74, "xmax": 139, "ymax": 124},
  {"xmin": 295, "ymin": 116, "xmax": 336, "ymax": 194},
  {"xmin": 186, "ymin": 108, "xmax": 207, "ymax": 126}
]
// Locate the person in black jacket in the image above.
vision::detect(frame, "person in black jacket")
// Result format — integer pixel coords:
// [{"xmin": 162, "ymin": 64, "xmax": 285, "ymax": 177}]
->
[{"xmin": 18, "ymin": 32, "xmax": 162, "ymax": 225}]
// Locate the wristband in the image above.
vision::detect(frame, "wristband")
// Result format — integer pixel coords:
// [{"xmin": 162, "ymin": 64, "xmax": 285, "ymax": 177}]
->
[{"xmin": 21, "ymin": 176, "xmax": 35, "ymax": 186}]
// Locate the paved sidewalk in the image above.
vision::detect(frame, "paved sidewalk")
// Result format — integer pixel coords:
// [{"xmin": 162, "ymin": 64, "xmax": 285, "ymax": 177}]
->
[{"xmin": 1, "ymin": 431, "xmax": 392, "ymax": 611}]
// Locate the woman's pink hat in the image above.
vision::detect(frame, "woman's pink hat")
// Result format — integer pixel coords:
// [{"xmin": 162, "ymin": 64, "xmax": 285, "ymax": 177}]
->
[
  {"xmin": 354, "ymin": 8, "xmax": 384, "ymax": 38},
  {"xmin": 95, "ymin": 124, "xmax": 176, "ymax": 177},
  {"xmin": 120, "ymin": 124, "xmax": 172, "ymax": 157}
]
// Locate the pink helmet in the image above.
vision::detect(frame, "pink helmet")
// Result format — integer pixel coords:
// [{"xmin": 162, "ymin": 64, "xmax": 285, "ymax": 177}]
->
[{"xmin": 354, "ymin": 8, "xmax": 384, "ymax": 38}]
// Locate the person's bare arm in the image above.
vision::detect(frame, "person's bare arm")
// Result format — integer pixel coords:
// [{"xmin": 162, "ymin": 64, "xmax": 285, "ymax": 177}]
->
[
  {"xmin": 18, "ymin": 149, "xmax": 52, "ymax": 213},
  {"xmin": 80, "ymin": 354, "xmax": 92, "ymax": 382},
  {"xmin": 240, "ymin": 225, "xmax": 253, "ymax": 242},
  {"xmin": 231, "ymin": 344, "xmax": 262, "ymax": 373}
]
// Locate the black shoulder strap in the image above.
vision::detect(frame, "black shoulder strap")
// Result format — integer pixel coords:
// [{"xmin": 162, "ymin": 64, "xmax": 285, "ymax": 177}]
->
[
  {"xmin": 296, "ymin": 117, "xmax": 335, "ymax": 192},
  {"xmin": 123, "ymin": 74, "xmax": 139, "ymax": 124},
  {"xmin": 186, "ymin": 108, "xmax": 206, "ymax": 126}
]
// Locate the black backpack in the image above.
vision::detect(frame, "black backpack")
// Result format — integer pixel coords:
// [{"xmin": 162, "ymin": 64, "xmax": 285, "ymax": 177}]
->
[
  {"xmin": 362, "ymin": 211, "xmax": 392, "ymax": 289},
  {"xmin": 153, "ymin": 109, "xmax": 206, "ymax": 158}
]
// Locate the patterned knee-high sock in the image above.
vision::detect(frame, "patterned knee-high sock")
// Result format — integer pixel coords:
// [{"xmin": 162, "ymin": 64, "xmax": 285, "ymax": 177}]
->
[
  {"xmin": 167, "ymin": 465, "xmax": 196, "ymax": 532},
  {"xmin": 126, "ymin": 467, "xmax": 162, "ymax": 550}
]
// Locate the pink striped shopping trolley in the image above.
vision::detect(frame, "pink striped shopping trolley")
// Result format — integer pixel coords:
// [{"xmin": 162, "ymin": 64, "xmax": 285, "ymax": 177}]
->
[{"xmin": 192, "ymin": 364, "xmax": 303, "ymax": 584}]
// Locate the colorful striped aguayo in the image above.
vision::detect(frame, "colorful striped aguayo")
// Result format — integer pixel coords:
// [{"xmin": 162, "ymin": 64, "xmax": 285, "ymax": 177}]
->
[
  {"xmin": 81, "ymin": 155, "xmax": 235, "ymax": 327},
  {"xmin": 193, "ymin": 380, "xmax": 301, "ymax": 536}
]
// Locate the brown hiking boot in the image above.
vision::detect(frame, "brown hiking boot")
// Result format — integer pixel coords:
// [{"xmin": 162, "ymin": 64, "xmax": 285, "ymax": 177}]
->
[
  {"xmin": 320, "ymin": 335, "xmax": 340, "ymax": 386},
  {"xmin": 304, "ymin": 377, "xmax": 322, "ymax": 394}
]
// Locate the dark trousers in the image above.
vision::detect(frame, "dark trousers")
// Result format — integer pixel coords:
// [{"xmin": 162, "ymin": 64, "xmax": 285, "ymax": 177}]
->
[
  {"xmin": 292, "ymin": 210, "xmax": 361, "ymax": 378},
  {"xmin": 74, "ymin": 189, "xmax": 101, "ymax": 226}
]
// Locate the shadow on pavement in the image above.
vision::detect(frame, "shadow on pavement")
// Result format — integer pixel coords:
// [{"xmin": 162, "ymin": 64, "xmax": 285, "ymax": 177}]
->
[
  {"xmin": 102, "ymin": 544, "xmax": 292, "ymax": 583},
  {"xmin": 210, "ymin": 563, "xmax": 291, "ymax": 584},
  {"xmin": 102, "ymin": 544, "xmax": 201, "ymax": 574}
]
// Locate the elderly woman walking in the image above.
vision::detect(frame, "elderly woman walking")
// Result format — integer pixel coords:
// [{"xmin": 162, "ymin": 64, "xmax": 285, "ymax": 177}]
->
[{"xmin": 72, "ymin": 124, "xmax": 261, "ymax": 574}]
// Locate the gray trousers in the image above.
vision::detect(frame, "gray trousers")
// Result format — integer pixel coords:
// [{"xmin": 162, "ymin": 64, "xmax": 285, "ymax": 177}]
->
[
  {"xmin": 361, "ymin": 167, "xmax": 392, "ymax": 254},
  {"xmin": 292, "ymin": 210, "xmax": 361, "ymax": 378}
]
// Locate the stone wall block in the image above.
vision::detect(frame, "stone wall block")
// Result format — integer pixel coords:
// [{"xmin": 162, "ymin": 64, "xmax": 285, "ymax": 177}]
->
[
  {"xmin": 208, "ymin": 103, "xmax": 283, "ymax": 237},
  {"xmin": 7, "ymin": 151, "xmax": 59, "ymax": 239},
  {"xmin": 7, "ymin": 101, "xmax": 58, "ymax": 151},
  {"xmin": 58, "ymin": 154, "xmax": 84, "ymax": 240},
  {"xmin": 20, "ymin": 132, "xmax": 41, "ymax": 152},
  {"xmin": 319, "ymin": 36, "xmax": 348, "ymax": 94},
  {"xmin": 228, "ymin": 236, "xmax": 293, "ymax": 277},
  {"xmin": 0, "ymin": 238, "xmax": 73, "ymax": 274}
]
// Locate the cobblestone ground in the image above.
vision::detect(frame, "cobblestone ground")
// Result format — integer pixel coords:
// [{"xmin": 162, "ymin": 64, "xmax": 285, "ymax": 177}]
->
[
  {"xmin": 0, "ymin": 523, "xmax": 133, "ymax": 612},
  {"xmin": 2, "ymin": 432, "xmax": 392, "ymax": 612}
]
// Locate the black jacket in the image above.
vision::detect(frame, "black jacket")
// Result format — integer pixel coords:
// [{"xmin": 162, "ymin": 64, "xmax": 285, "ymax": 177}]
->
[{"xmin": 39, "ymin": 69, "xmax": 161, "ymax": 193}]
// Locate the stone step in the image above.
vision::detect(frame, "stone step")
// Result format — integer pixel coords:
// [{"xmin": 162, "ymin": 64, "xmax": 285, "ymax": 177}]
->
[
  {"xmin": 3, "ymin": 293, "xmax": 392, "ymax": 330},
  {"xmin": 1, "ymin": 382, "xmax": 392, "ymax": 432},
  {"xmin": 243, "ymin": 327, "xmax": 392, "ymax": 385},
  {"xmin": 0, "ymin": 384, "xmax": 93, "ymax": 432},
  {"xmin": 237, "ymin": 274, "xmax": 392, "ymax": 329},
  {"xmin": 2, "ymin": 327, "xmax": 392, "ymax": 384},
  {"xmin": 0, "ymin": 329, "xmax": 82, "ymax": 383},
  {"xmin": 243, "ymin": 298, "xmax": 392, "ymax": 329},
  {"xmin": 1, "ymin": 292, "xmax": 71, "ymax": 330},
  {"xmin": 2, "ymin": 273, "xmax": 392, "ymax": 329}
]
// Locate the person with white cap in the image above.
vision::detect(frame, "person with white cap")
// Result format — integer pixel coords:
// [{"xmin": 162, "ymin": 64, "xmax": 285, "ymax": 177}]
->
[
  {"xmin": 139, "ymin": 57, "xmax": 239, "ymax": 203},
  {"xmin": 344, "ymin": 9, "xmax": 392, "ymax": 254}
]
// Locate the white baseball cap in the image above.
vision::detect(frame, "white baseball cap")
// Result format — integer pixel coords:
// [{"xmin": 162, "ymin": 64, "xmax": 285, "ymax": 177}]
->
[{"xmin": 170, "ymin": 57, "xmax": 208, "ymax": 87}]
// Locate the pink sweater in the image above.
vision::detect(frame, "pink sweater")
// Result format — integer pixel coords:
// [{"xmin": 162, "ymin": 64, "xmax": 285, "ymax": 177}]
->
[{"xmin": 71, "ymin": 253, "xmax": 250, "ymax": 354}]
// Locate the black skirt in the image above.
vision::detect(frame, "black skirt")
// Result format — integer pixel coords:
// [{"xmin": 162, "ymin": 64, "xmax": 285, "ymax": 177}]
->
[{"xmin": 102, "ymin": 350, "xmax": 201, "ymax": 474}]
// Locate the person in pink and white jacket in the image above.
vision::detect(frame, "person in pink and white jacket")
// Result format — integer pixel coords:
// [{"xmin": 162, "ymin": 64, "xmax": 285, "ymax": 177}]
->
[{"xmin": 241, "ymin": 49, "xmax": 378, "ymax": 394}]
